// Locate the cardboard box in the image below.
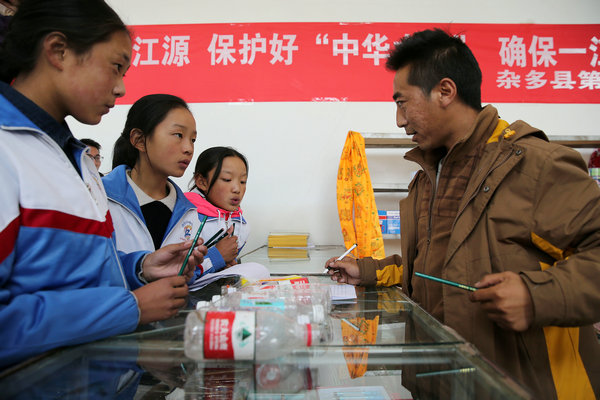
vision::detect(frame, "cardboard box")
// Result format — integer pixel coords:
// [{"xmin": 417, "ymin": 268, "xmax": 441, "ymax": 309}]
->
[
  {"xmin": 378, "ymin": 210, "xmax": 387, "ymax": 234},
  {"xmin": 387, "ymin": 210, "xmax": 400, "ymax": 234}
]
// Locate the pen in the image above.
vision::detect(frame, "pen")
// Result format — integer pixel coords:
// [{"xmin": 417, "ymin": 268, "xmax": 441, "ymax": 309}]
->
[
  {"xmin": 414, "ymin": 272, "xmax": 477, "ymax": 292},
  {"xmin": 203, "ymin": 228, "xmax": 224, "ymax": 248},
  {"xmin": 337, "ymin": 243, "xmax": 357, "ymax": 261},
  {"xmin": 323, "ymin": 243, "xmax": 358, "ymax": 274},
  {"xmin": 178, "ymin": 215, "xmax": 208, "ymax": 276},
  {"xmin": 416, "ymin": 367, "xmax": 476, "ymax": 378},
  {"xmin": 206, "ymin": 231, "xmax": 230, "ymax": 249},
  {"xmin": 341, "ymin": 318, "xmax": 360, "ymax": 331}
]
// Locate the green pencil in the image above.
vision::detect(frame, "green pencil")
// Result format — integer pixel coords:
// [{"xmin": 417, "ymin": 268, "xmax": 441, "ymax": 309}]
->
[
  {"xmin": 414, "ymin": 272, "xmax": 477, "ymax": 292},
  {"xmin": 178, "ymin": 215, "xmax": 208, "ymax": 276}
]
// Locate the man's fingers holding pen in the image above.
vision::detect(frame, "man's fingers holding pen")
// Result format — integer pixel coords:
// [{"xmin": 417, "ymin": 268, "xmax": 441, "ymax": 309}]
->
[{"xmin": 325, "ymin": 258, "xmax": 361, "ymax": 285}]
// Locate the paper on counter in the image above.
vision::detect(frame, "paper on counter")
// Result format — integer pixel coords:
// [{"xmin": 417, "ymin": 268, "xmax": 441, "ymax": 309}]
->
[
  {"xmin": 189, "ymin": 262, "xmax": 270, "ymax": 291},
  {"xmin": 329, "ymin": 283, "xmax": 357, "ymax": 302}
]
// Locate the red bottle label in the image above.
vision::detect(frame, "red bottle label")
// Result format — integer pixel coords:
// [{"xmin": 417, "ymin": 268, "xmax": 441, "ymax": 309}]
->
[{"xmin": 204, "ymin": 311, "xmax": 255, "ymax": 360}]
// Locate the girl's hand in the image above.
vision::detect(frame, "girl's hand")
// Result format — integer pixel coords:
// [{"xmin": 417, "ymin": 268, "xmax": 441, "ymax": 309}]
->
[
  {"xmin": 133, "ymin": 276, "xmax": 189, "ymax": 325},
  {"xmin": 216, "ymin": 235, "xmax": 239, "ymax": 264},
  {"xmin": 142, "ymin": 240, "xmax": 207, "ymax": 282}
]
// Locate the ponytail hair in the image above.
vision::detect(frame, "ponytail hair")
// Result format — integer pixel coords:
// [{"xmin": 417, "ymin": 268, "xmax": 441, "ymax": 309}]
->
[
  {"xmin": 112, "ymin": 94, "xmax": 190, "ymax": 169},
  {"xmin": 0, "ymin": 0, "xmax": 128, "ymax": 83}
]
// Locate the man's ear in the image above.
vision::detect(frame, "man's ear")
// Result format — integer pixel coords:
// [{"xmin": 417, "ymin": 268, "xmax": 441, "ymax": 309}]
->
[
  {"xmin": 437, "ymin": 77, "xmax": 457, "ymax": 107},
  {"xmin": 129, "ymin": 128, "xmax": 146, "ymax": 153},
  {"xmin": 42, "ymin": 32, "xmax": 69, "ymax": 71}
]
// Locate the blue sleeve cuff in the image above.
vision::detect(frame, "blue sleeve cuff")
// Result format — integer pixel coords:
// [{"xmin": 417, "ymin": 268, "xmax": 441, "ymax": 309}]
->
[
  {"xmin": 206, "ymin": 246, "xmax": 226, "ymax": 270},
  {"xmin": 118, "ymin": 250, "xmax": 151, "ymax": 290}
]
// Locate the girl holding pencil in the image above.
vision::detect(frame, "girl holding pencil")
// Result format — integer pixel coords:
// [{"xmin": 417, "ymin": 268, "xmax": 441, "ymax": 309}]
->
[
  {"xmin": 186, "ymin": 147, "xmax": 251, "ymax": 275},
  {"xmin": 0, "ymin": 0, "xmax": 204, "ymax": 368},
  {"xmin": 103, "ymin": 94, "xmax": 205, "ymax": 271}
]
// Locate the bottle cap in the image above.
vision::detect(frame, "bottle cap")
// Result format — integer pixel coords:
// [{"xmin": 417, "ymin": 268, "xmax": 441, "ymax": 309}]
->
[{"xmin": 195, "ymin": 300, "xmax": 211, "ymax": 310}]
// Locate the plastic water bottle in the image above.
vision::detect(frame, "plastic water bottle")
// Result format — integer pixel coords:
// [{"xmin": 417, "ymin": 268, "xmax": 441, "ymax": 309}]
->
[
  {"xmin": 183, "ymin": 360, "xmax": 317, "ymax": 398},
  {"xmin": 207, "ymin": 292, "xmax": 328, "ymax": 325},
  {"xmin": 234, "ymin": 281, "xmax": 332, "ymax": 312},
  {"xmin": 184, "ymin": 309, "xmax": 331, "ymax": 361}
]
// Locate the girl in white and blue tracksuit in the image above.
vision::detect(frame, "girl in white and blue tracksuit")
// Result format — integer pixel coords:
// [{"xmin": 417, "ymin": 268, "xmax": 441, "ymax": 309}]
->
[
  {"xmin": 185, "ymin": 190, "xmax": 250, "ymax": 275},
  {"xmin": 103, "ymin": 165, "xmax": 200, "ymax": 253},
  {"xmin": 103, "ymin": 94, "xmax": 203, "ymax": 266},
  {"xmin": 0, "ymin": 2, "xmax": 199, "ymax": 370},
  {"xmin": 185, "ymin": 147, "xmax": 251, "ymax": 275}
]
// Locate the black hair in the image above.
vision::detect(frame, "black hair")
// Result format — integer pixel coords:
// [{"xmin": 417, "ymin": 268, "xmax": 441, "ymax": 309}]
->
[
  {"xmin": 112, "ymin": 94, "xmax": 190, "ymax": 169},
  {"xmin": 80, "ymin": 138, "xmax": 101, "ymax": 150},
  {"xmin": 0, "ymin": 0, "xmax": 129, "ymax": 83},
  {"xmin": 386, "ymin": 28, "xmax": 482, "ymax": 111},
  {"xmin": 189, "ymin": 147, "xmax": 249, "ymax": 195}
]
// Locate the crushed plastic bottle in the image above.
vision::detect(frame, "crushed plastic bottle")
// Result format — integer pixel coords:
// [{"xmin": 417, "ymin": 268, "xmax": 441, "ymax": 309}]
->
[
  {"xmin": 207, "ymin": 292, "xmax": 327, "ymax": 325},
  {"xmin": 235, "ymin": 281, "xmax": 332, "ymax": 311},
  {"xmin": 184, "ymin": 309, "xmax": 332, "ymax": 361}
]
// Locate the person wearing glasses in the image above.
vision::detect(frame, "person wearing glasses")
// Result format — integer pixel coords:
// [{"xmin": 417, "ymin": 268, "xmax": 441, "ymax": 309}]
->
[{"xmin": 80, "ymin": 138, "xmax": 104, "ymax": 175}]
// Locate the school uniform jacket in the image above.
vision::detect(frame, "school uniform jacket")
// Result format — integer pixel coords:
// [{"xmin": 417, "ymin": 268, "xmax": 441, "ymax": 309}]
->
[
  {"xmin": 102, "ymin": 165, "xmax": 201, "ymax": 254},
  {"xmin": 185, "ymin": 191, "xmax": 249, "ymax": 274},
  {"xmin": 0, "ymin": 94, "xmax": 146, "ymax": 368},
  {"xmin": 357, "ymin": 105, "xmax": 600, "ymax": 399}
]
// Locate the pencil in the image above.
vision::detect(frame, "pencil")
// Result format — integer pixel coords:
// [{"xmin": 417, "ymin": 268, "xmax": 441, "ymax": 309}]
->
[
  {"xmin": 203, "ymin": 228, "xmax": 224, "ymax": 248},
  {"xmin": 206, "ymin": 231, "xmax": 230, "ymax": 249},
  {"xmin": 178, "ymin": 215, "xmax": 208, "ymax": 276},
  {"xmin": 414, "ymin": 272, "xmax": 477, "ymax": 291}
]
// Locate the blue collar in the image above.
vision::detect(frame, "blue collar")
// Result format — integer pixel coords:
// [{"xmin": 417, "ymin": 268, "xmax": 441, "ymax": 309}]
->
[{"xmin": 0, "ymin": 81, "xmax": 84, "ymax": 173}]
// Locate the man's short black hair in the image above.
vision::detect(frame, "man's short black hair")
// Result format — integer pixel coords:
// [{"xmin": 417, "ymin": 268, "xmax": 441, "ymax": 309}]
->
[
  {"xmin": 386, "ymin": 29, "xmax": 483, "ymax": 111},
  {"xmin": 80, "ymin": 138, "xmax": 101, "ymax": 150}
]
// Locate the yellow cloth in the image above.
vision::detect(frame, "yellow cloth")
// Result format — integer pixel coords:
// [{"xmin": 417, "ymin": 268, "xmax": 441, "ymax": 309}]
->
[
  {"xmin": 336, "ymin": 131, "xmax": 385, "ymax": 259},
  {"xmin": 341, "ymin": 316, "xmax": 380, "ymax": 379}
]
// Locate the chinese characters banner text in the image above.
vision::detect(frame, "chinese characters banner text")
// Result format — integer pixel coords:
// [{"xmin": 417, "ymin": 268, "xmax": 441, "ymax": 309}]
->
[{"xmin": 122, "ymin": 22, "xmax": 600, "ymax": 104}]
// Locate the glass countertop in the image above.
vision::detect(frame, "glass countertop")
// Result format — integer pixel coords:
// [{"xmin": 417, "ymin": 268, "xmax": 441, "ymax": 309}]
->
[
  {"xmin": 240, "ymin": 244, "xmax": 348, "ymax": 275},
  {"xmin": 0, "ymin": 252, "xmax": 532, "ymax": 399}
]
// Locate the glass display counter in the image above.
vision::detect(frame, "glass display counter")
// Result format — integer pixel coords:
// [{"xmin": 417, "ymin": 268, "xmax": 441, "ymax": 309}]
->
[
  {"xmin": 239, "ymin": 244, "xmax": 348, "ymax": 275},
  {"xmin": 0, "ymin": 247, "xmax": 532, "ymax": 399}
]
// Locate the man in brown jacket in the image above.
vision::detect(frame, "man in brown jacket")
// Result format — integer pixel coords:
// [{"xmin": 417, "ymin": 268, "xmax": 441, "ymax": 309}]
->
[{"xmin": 326, "ymin": 29, "xmax": 600, "ymax": 399}]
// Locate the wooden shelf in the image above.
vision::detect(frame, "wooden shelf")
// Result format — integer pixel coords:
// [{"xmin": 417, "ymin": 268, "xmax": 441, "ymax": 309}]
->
[
  {"xmin": 363, "ymin": 133, "xmax": 414, "ymax": 148},
  {"xmin": 546, "ymin": 136, "xmax": 600, "ymax": 148},
  {"xmin": 362, "ymin": 133, "xmax": 600, "ymax": 149},
  {"xmin": 373, "ymin": 182, "xmax": 409, "ymax": 193}
]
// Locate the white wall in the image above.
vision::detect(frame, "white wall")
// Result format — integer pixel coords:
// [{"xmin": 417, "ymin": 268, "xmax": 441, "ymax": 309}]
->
[{"xmin": 71, "ymin": 0, "xmax": 600, "ymax": 256}]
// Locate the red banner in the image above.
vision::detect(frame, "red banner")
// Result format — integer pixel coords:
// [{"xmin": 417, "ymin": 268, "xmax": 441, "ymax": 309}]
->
[{"xmin": 121, "ymin": 22, "xmax": 600, "ymax": 104}]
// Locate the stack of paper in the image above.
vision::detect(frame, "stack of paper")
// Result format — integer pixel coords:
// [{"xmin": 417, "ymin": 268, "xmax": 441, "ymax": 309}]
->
[
  {"xmin": 267, "ymin": 232, "xmax": 310, "ymax": 259},
  {"xmin": 267, "ymin": 247, "xmax": 309, "ymax": 259},
  {"xmin": 189, "ymin": 263, "xmax": 270, "ymax": 291},
  {"xmin": 267, "ymin": 232, "xmax": 310, "ymax": 248},
  {"xmin": 329, "ymin": 283, "xmax": 357, "ymax": 303}
]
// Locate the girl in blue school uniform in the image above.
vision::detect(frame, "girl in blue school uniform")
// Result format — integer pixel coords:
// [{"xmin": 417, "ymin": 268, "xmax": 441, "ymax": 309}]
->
[
  {"xmin": 185, "ymin": 147, "xmax": 251, "ymax": 275},
  {"xmin": 103, "ymin": 94, "xmax": 203, "ymax": 260},
  {"xmin": 0, "ymin": 0, "xmax": 203, "ymax": 369}
]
